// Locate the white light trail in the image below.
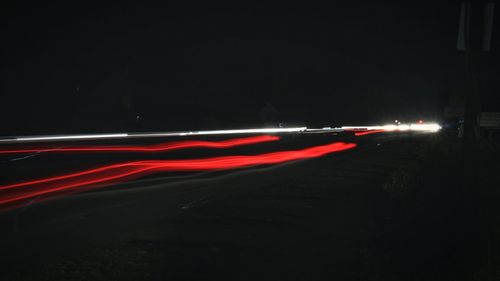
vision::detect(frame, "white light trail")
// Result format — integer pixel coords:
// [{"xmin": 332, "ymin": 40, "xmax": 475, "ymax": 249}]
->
[
  {"xmin": 0, "ymin": 127, "xmax": 308, "ymax": 143},
  {"xmin": 0, "ymin": 123, "xmax": 441, "ymax": 144},
  {"xmin": 173, "ymin": 127, "xmax": 308, "ymax": 136},
  {"xmin": 10, "ymin": 134, "xmax": 129, "ymax": 142},
  {"xmin": 342, "ymin": 123, "xmax": 441, "ymax": 133}
]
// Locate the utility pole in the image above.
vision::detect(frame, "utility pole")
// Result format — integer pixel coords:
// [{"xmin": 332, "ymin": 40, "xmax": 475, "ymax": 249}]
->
[
  {"xmin": 457, "ymin": 2, "xmax": 495, "ymax": 179},
  {"xmin": 457, "ymin": 3, "xmax": 495, "ymax": 280},
  {"xmin": 457, "ymin": 2, "xmax": 477, "ymax": 145}
]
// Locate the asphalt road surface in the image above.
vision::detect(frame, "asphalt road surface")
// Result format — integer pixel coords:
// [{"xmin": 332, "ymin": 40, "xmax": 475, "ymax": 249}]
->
[{"xmin": 0, "ymin": 132, "xmax": 455, "ymax": 280}]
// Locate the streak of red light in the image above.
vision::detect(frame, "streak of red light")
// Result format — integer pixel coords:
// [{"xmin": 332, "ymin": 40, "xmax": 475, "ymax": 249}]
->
[
  {"xmin": 0, "ymin": 135, "xmax": 280, "ymax": 154},
  {"xmin": 0, "ymin": 142, "xmax": 356, "ymax": 208},
  {"xmin": 354, "ymin": 130, "xmax": 386, "ymax": 136}
]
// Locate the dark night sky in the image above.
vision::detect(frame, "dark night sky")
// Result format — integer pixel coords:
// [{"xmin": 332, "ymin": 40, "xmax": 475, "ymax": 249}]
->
[{"xmin": 1, "ymin": 2, "xmax": 498, "ymax": 135}]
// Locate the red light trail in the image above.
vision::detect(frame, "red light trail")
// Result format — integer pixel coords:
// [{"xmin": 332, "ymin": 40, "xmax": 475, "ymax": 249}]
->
[
  {"xmin": 0, "ymin": 141, "xmax": 356, "ymax": 210},
  {"xmin": 353, "ymin": 130, "xmax": 386, "ymax": 136},
  {"xmin": 0, "ymin": 135, "xmax": 280, "ymax": 154}
]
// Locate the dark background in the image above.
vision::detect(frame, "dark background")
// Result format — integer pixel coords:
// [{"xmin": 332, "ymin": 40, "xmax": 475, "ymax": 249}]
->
[{"xmin": 1, "ymin": 2, "xmax": 498, "ymax": 135}]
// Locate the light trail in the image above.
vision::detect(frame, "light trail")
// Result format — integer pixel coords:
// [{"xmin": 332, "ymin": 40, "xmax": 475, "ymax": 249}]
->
[
  {"xmin": 4, "ymin": 133, "xmax": 129, "ymax": 142},
  {"xmin": 0, "ymin": 141, "xmax": 356, "ymax": 209},
  {"xmin": 0, "ymin": 122, "xmax": 441, "ymax": 211},
  {"xmin": 0, "ymin": 135, "xmax": 279, "ymax": 155},
  {"xmin": 0, "ymin": 123, "xmax": 440, "ymax": 144},
  {"xmin": 353, "ymin": 130, "xmax": 386, "ymax": 136},
  {"xmin": 343, "ymin": 122, "xmax": 441, "ymax": 136},
  {"xmin": 0, "ymin": 127, "xmax": 307, "ymax": 144}
]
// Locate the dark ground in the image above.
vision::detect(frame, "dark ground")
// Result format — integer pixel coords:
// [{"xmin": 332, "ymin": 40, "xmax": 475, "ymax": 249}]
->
[{"xmin": 0, "ymin": 132, "xmax": 498, "ymax": 280}]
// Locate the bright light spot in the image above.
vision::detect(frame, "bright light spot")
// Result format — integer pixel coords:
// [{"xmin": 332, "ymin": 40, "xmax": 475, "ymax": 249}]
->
[
  {"xmin": 382, "ymin": 124, "xmax": 398, "ymax": 131},
  {"xmin": 342, "ymin": 122, "xmax": 441, "ymax": 135},
  {"xmin": 398, "ymin": 125, "xmax": 410, "ymax": 131},
  {"xmin": 409, "ymin": 123, "xmax": 441, "ymax": 132}
]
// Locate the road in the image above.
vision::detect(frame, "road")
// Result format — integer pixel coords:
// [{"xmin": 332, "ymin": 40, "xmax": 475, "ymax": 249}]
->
[{"xmin": 0, "ymin": 132, "xmax": 457, "ymax": 280}]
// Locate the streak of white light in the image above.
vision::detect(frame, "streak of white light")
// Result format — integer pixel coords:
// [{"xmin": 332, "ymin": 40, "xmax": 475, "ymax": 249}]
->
[
  {"xmin": 177, "ymin": 127, "xmax": 308, "ymax": 136},
  {"xmin": 0, "ymin": 127, "xmax": 308, "ymax": 143},
  {"xmin": 408, "ymin": 123, "xmax": 441, "ymax": 132},
  {"xmin": 341, "ymin": 123, "xmax": 441, "ymax": 133},
  {"xmin": 0, "ymin": 123, "xmax": 441, "ymax": 144},
  {"xmin": 11, "ymin": 134, "xmax": 128, "ymax": 142}
]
